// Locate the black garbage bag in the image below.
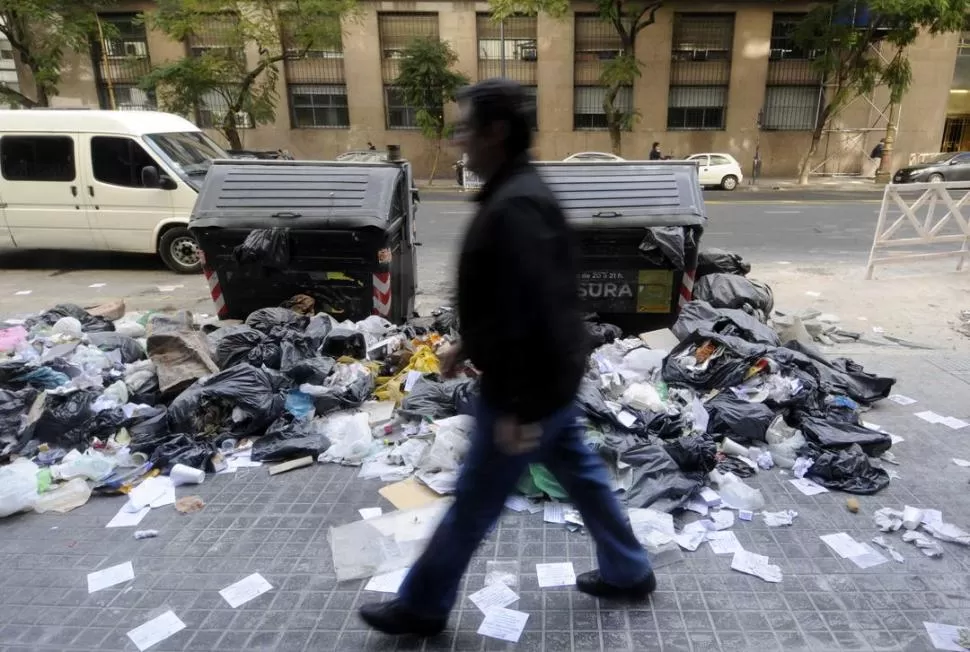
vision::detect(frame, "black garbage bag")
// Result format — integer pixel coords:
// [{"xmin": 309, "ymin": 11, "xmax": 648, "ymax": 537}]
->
[
  {"xmin": 673, "ymin": 300, "xmax": 780, "ymax": 346},
  {"xmin": 397, "ymin": 378, "xmax": 453, "ymax": 420},
  {"xmin": 803, "ymin": 443, "xmax": 890, "ymax": 494},
  {"xmin": 664, "ymin": 433, "xmax": 718, "ymax": 473},
  {"xmin": 149, "ymin": 434, "xmax": 216, "ymax": 473},
  {"xmin": 662, "ymin": 330, "xmax": 768, "ymax": 391},
  {"xmin": 0, "ymin": 388, "xmax": 37, "ymax": 456},
  {"xmin": 84, "ymin": 407, "xmax": 128, "ymax": 441},
  {"xmin": 433, "ymin": 308, "xmax": 459, "ymax": 336},
  {"xmin": 796, "ymin": 415, "xmax": 892, "ymax": 457},
  {"xmin": 286, "ymin": 357, "xmax": 336, "ymax": 385},
  {"xmin": 278, "ymin": 331, "xmax": 320, "ymax": 371},
  {"xmin": 233, "ymin": 227, "xmax": 291, "ymax": 268},
  {"xmin": 262, "ymin": 368, "xmax": 295, "ymax": 393},
  {"xmin": 126, "ymin": 366, "xmax": 161, "ymax": 407},
  {"xmin": 693, "ymin": 274, "xmax": 774, "ymax": 314},
  {"xmin": 621, "ymin": 442, "xmax": 705, "ymax": 511},
  {"xmin": 585, "ymin": 319, "xmax": 623, "ymax": 347},
  {"xmin": 0, "ymin": 359, "xmax": 29, "ymax": 387},
  {"xmin": 251, "ymin": 414, "xmax": 331, "ymax": 463},
  {"xmin": 576, "ymin": 379, "xmax": 646, "ymax": 433},
  {"xmin": 639, "ymin": 226, "xmax": 686, "ymax": 270},
  {"xmin": 128, "ymin": 407, "xmax": 170, "ymax": 441},
  {"xmin": 27, "ymin": 303, "xmax": 115, "ymax": 333},
  {"xmin": 322, "ymin": 327, "xmax": 367, "ymax": 359},
  {"xmin": 705, "ymin": 393, "xmax": 775, "ymax": 443},
  {"xmin": 303, "ymin": 315, "xmax": 334, "ymax": 349},
  {"xmin": 26, "ymin": 389, "xmax": 99, "ymax": 448},
  {"xmin": 307, "ymin": 368, "xmax": 374, "ymax": 416},
  {"xmin": 780, "ymin": 341, "xmax": 895, "ymax": 405},
  {"xmin": 168, "ymin": 364, "xmax": 284, "ymax": 438},
  {"xmin": 451, "ymin": 378, "xmax": 479, "ymax": 416},
  {"xmin": 87, "ymin": 332, "xmax": 146, "ymax": 364},
  {"xmin": 245, "ymin": 308, "xmax": 309, "ymax": 335},
  {"xmin": 214, "ymin": 326, "xmax": 271, "ymax": 369},
  {"xmin": 697, "ymin": 248, "xmax": 751, "ymax": 278}
]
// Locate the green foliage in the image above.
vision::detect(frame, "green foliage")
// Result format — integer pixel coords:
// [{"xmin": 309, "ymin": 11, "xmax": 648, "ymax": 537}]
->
[
  {"xmin": 0, "ymin": 0, "xmax": 115, "ymax": 107},
  {"xmin": 394, "ymin": 37, "xmax": 468, "ymax": 142},
  {"xmin": 143, "ymin": 0, "xmax": 354, "ymax": 148}
]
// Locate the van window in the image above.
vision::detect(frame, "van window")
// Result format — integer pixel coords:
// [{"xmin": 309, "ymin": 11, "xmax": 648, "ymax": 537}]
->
[
  {"xmin": 91, "ymin": 136, "xmax": 158, "ymax": 187},
  {"xmin": 0, "ymin": 135, "xmax": 76, "ymax": 182}
]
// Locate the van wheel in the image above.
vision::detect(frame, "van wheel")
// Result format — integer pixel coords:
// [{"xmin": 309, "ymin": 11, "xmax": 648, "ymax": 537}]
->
[
  {"xmin": 721, "ymin": 175, "xmax": 739, "ymax": 191},
  {"xmin": 159, "ymin": 227, "xmax": 202, "ymax": 274}
]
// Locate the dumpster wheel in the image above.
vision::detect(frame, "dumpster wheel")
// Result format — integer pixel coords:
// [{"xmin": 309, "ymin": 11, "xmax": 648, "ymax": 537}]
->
[{"xmin": 159, "ymin": 226, "xmax": 203, "ymax": 274}]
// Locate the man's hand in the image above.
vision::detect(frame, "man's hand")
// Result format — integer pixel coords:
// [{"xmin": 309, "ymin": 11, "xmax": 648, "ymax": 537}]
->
[
  {"xmin": 494, "ymin": 416, "xmax": 542, "ymax": 456},
  {"xmin": 439, "ymin": 342, "xmax": 464, "ymax": 379}
]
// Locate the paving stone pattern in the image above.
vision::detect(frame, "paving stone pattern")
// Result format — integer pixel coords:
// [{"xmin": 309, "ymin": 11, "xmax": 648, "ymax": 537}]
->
[{"xmin": 0, "ymin": 353, "xmax": 969, "ymax": 651}]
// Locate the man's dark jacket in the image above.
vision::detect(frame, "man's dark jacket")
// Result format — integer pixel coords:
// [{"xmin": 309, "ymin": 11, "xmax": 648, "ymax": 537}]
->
[{"xmin": 457, "ymin": 155, "xmax": 587, "ymax": 423}]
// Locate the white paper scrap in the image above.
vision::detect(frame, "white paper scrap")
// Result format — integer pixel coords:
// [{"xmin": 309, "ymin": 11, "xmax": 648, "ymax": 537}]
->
[
  {"xmin": 219, "ymin": 573, "xmax": 273, "ymax": 608},
  {"xmin": 707, "ymin": 531, "xmax": 743, "ymax": 555},
  {"xmin": 941, "ymin": 417, "xmax": 969, "ymax": 430},
  {"xmin": 403, "ymin": 370, "xmax": 423, "ymax": 392},
  {"xmin": 711, "ymin": 510, "xmax": 735, "ymax": 530},
  {"xmin": 699, "ymin": 488, "xmax": 721, "ymax": 506},
  {"xmin": 820, "ymin": 533, "xmax": 868, "ymax": 559},
  {"xmin": 684, "ymin": 498, "xmax": 709, "ymax": 516},
  {"xmin": 89, "ymin": 283, "xmax": 107, "ymax": 288},
  {"xmin": 862, "ymin": 421, "xmax": 887, "ymax": 432},
  {"xmin": 921, "ymin": 509, "xmax": 944, "ymax": 527},
  {"xmin": 731, "ymin": 550, "xmax": 782, "ymax": 583},
  {"xmin": 505, "ymin": 496, "xmax": 531, "ymax": 512},
  {"xmin": 87, "ymin": 561, "xmax": 134, "ymax": 593},
  {"xmin": 129, "ymin": 476, "xmax": 173, "ymax": 509},
  {"xmin": 790, "ymin": 478, "xmax": 829, "ymax": 496},
  {"xmin": 365, "ymin": 568, "xmax": 410, "ymax": 593},
  {"xmin": 468, "ymin": 582, "xmax": 519, "ymax": 614},
  {"xmin": 477, "ymin": 607, "xmax": 529, "ymax": 643},
  {"xmin": 616, "ymin": 410, "xmax": 637, "ymax": 428},
  {"xmin": 890, "ymin": 434, "xmax": 905, "ymax": 445},
  {"xmin": 14, "ymin": 290, "xmax": 32, "ymax": 296},
  {"xmin": 805, "ymin": 291, "xmax": 821, "ymax": 298},
  {"xmin": 628, "ymin": 508, "xmax": 676, "ymax": 536},
  {"xmin": 739, "ymin": 510, "xmax": 754, "ymax": 521},
  {"xmin": 888, "ymin": 394, "xmax": 917, "ymax": 406},
  {"xmin": 915, "ymin": 411, "xmax": 945, "ymax": 424},
  {"xmin": 953, "ymin": 458, "xmax": 970, "ymax": 468},
  {"xmin": 848, "ymin": 543, "xmax": 888, "ymax": 569},
  {"xmin": 106, "ymin": 504, "xmax": 150, "ymax": 528},
  {"xmin": 126, "ymin": 610, "xmax": 186, "ymax": 652},
  {"xmin": 674, "ymin": 531, "xmax": 706, "ymax": 552},
  {"xmin": 358, "ymin": 507, "xmax": 383, "ymax": 520},
  {"xmin": 923, "ymin": 621, "xmax": 970, "ymax": 652},
  {"xmin": 536, "ymin": 562, "xmax": 576, "ymax": 588},
  {"xmin": 543, "ymin": 502, "xmax": 568, "ymax": 524}
]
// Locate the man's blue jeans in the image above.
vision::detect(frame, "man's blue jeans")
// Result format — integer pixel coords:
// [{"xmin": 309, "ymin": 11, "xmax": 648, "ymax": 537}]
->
[{"xmin": 397, "ymin": 398, "xmax": 652, "ymax": 619}]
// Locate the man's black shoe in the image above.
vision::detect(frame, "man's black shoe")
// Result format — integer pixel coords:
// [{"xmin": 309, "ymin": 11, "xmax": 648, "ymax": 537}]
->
[
  {"xmin": 359, "ymin": 599, "xmax": 447, "ymax": 637},
  {"xmin": 575, "ymin": 570, "xmax": 657, "ymax": 600}
]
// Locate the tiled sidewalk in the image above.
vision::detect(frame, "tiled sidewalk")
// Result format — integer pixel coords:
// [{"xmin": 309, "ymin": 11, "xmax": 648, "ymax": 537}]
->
[{"xmin": 0, "ymin": 353, "xmax": 968, "ymax": 652}]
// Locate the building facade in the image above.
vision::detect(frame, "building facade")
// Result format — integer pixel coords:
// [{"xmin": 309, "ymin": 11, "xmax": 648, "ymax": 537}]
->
[{"xmin": 15, "ymin": 0, "xmax": 963, "ymax": 179}]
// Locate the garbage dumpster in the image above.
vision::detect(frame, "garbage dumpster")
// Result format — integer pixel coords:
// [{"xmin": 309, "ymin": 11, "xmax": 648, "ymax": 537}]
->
[
  {"xmin": 189, "ymin": 158, "xmax": 418, "ymax": 322},
  {"xmin": 537, "ymin": 160, "xmax": 706, "ymax": 334}
]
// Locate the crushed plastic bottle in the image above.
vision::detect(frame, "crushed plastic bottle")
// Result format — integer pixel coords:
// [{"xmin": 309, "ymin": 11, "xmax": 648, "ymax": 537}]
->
[
  {"xmin": 134, "ymin": 530, "xmax": 159, "ymax": 540},
  {"xmin": 51, "ymin": 450, "xmax": 117, "ymax": 482}
]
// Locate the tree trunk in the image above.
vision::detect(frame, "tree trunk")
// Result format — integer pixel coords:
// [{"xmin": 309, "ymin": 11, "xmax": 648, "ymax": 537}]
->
[
  {"xmin": 32, "ymin": 78, "xmax": 49, "ymax": 107},
  {"xmin": 605, "ymin": 82, "xmax": 622, "ymax": 156},
  {"xmin": 428, "ymin": 138, "xmax": 441, "ymax": 186},
  {"xmin": 222, "ymin": 113, "xmax": 242, "ymax": 151},
  {"xmin": 798, "ymin": 104, "xmax": 831, "ymax": 185}
]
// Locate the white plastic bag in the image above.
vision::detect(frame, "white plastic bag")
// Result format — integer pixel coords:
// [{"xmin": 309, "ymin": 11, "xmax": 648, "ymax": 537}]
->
[
  {"xmin": 0, "ymin": 459, "xmax": 40, "ymax": 518},
  {"xmin": 51, "ymin": 449, "xmax": 116, "ymax": 482},
  {"xmin": 622, "ymin": 383, "xmax": 665, "ymax": 412},
  {"xmin": 420, "ymin": 415, "xmax": 473, "ymax": 472},
  {"xmin": 765, "ymin": 416, "xmax": 806, "ymax": 469},
  {"xmin": 621, "ymin": 348, "xmax": 667, "ymax": 376},
  {"xmin": 718, "ymin": 474, "xmax": 765, "ymax": 511},
  {"xmin": 318, "ymin": 412, "xmax": 373, "ymax": 464}
]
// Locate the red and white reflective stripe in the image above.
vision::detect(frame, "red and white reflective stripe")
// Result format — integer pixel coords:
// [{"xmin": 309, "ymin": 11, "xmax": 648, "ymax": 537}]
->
[
  {"xmin": 678, "ymin": 267, "xmax": 695, "ymax": 310},
  {"xmin": 203, "ymin": 264, "xmax": 228, "ymax": 318},
  {"xmin": 372, "ymin": 272, "xmax": 391, "ymax": 317}
]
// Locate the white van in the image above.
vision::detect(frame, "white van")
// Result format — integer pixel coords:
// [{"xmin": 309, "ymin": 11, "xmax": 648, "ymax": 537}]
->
[{"xmin": 0, "ymin": 110, "xmax": 229, "ymax": 273}]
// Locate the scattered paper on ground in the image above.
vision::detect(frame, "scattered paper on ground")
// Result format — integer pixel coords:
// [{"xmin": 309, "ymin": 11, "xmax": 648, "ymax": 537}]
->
[
  {"xmin": 469, "ymin": 582, "xmax": 519, "ymax": 614},
  {"xmin": 820, "ymin": 533, "xmax": 868, "ymax": 559},
  {"xmin": 536, "ymin": 562, "xmax": 576, "ymax": 588},
  {"xmin": 543, "ymin": 502, "xmax": 568, "ymax": 524},
  {"xmin": 790, "ymin": 478, "xmax": 829, "ymax": 496},
  {"xmin": 106, "ymin": 504, "xmax": 150, "ymax": 528},
  {"xmin": 126, "ymin": 611, "xmax": 186, "ymax": 651},
  {"xmin": 888, "ymin": 394, "xmax": 917, "ymax": 406},
  {"xmin": 711, "ymin": 510, "xmax": 735, "ymax": 530},
  {"xmin": 128, "ymin": 477, "xmax": 175, "ymax": 509},
  {"xmin": 915, "ymin": 411, "xmax": 945, "ymax": 424},
  {"xmin": 707, "ymin": 531, "xmax": 743, "ymax": 555},
  {"xmin": 923, "ymin": 621, "xmax": 970, "ymax": 652},
  {"xmin": 941, "ymin": 417, "xmax": 969, "ymax": 430},
  {"xmin": 953, "ymin": 458, "xmax": 970, "ymax": 468},
  {"xmin": 87, "ymin": 561, "xmax": 134, "ymax": 593},
  {"xmin": 364, "ymin": 567, "xmax": 410, "ymax": 593},
  {"xmin": 378, "ymin": 478, "xmax": 440, "ymax": 510},
  {"xmin": 731, "ymin": 550, "xmax": 782, "ymax": 583},
  {"xmin": 358, "ymin": 507, "xmax": 383, "ymax": 520},
  {"xmin": 219, "ymin": 573, "xmax": 273, "ymax": 608},
  {"xmin": 504, "ymin": 496, "xmax": 531, "ymax": 512},
  {"xmin": 477, "ymin": 607, "xmax": 529, "ymax": 643}
]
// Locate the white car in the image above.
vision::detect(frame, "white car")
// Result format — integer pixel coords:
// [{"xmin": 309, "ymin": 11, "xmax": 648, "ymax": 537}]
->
[
  {"xmin": 686, "ymin": 153, "xmax": 744, "ymax": 190},
  {"xmin": 563, "ymin": 152, "xmax": 625, "ymax": 162}
]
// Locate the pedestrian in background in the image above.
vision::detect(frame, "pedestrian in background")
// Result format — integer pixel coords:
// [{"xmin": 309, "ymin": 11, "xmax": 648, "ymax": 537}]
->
[
  {"xmin": 649, "ymin": 141, "xmax": 663, "ymax": 160},
  {"xmin": 358, "ymin": 78, "xmax": 656, "ymax": 638}
]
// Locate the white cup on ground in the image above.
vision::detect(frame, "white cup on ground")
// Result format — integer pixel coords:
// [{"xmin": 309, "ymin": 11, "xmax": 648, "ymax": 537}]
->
[{"xmin": 170, "ymin": 464, "xmax": 205, "ymax": 486}]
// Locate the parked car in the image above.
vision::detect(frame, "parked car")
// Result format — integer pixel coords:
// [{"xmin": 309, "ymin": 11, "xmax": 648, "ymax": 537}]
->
[
  {"xmin": 685, "ymin": 153, "xmax": 744, "ymax": 190},
  {"xmin": 563, "ymin": 152, "xmax": 625, "ymax": 162},
  {"xmin": 893, "ymin": 152, "xmax": 970, "ymax": 183}
]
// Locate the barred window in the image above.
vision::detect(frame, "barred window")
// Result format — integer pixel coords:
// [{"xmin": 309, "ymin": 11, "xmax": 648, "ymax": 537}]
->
[
  {"xmin": 668, "ymin": 13, "xmax": 733, "ymax": 131},
  {"xmin": 92, "ymin": 14, "xmax": 155, "ymax": 110},
  {"xmin": 574, "ymin": 85, "xmax": 632, "ymax": 130},
  {"xmin": 476, "ymin": 14, "xmax": 537, "ymax": 84},
  {"xmin": 523, "ymin": 85, "xmax": 538, "ymax": 131},
  {"xmin": 762, "ymin": 13, "xmax": 821, "ymax": 131},
  {"xmin": 385, "ymin": 86, "xmax": 421, "ymax": 129},
  {"xmin": 186, "ymin": 12, "xmax": 242, "ymax": 60},
  {"xmin": 196, "ymin": 91, "xmax": 253, "ymax": 130},
  {"xmin": 761, "ymin": 86, "xmax": 819, "ymax": 131},
  {"xmin": 281, "ymin": 13, "xmax": 348, "ymax": 128},
  {"xmin": 290, "ymin": 84, "xmax": 348, "ymax": 128},
  {"xmin": 378, "ymin": 13, "xmax": 439, "ymax": 82}
]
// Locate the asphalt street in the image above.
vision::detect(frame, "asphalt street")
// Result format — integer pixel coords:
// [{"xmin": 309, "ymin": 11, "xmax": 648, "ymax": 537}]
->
[{"xmin": 0, "ymin": 194, "xmax": 889, "ymax": 317}]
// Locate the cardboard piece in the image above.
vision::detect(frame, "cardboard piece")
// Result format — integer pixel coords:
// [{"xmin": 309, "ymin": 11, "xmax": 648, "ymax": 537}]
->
[
  {"xmin": 378, "ymin": 478, "xmax": 441, "ymax": 510},
  {"xmin": 268, "ymin": 456, "xmax": 314, "ymax": 476},
  {"xmin": 86, "ymin": 299, "xmax": 126, "ymax": 321},
  {"xmin": 639, "ymin": 328, "xmax": 680, "ymax": 351}
]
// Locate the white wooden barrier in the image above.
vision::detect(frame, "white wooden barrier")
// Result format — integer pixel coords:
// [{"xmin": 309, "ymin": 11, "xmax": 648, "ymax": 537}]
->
[
  {"xmin": 462, "ymin": 166, "xmax": 483, "ymax": 192},
  {"xmin": 865, "ymin": 181, "xmax": 970, "ymax": 279}
]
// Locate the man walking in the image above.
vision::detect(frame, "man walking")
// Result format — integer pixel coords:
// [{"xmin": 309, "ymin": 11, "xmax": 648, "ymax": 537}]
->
[{"xmin": 359, "ymin": 78, "xmax": 655, "ymax": 638}]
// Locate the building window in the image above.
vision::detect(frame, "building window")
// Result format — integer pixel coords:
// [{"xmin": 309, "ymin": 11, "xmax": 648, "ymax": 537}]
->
[
  {"xmin": 92, "ymin": 14, "xmax": 155, "ymax": 110},
  {"xmin": 378, "ymin": 13, "xmax": 439, "ymax": 129},
  {"xmin": 185, "ymin": 13, "xmax": 249, "ymax": 129},
  {"xmin": 523, "ymin": 85, "xmax": 538, "ymax": 131},
  {"xmin": 477, "ymin": 14, "xmax": 537, "ymax": 128},
  {"xmin": 762, "ymin": 13, "xmax": 822, "ymax": 131},
  {"xmin": 574, "ymin": 14, "xmax": 630, "ymax": 131},
  {"xmin": 281, "ymin": 14, "xmax": 348, "ymax": 128},
  {"xmin": 574, "ymin": 85, "xmax": 632, "ymax": 130},
  {"xmin": 289, "ymin": 84, "xmax": 349, "ymax": 128},
  {"xmin": 0, "ymin": 135, "xmax": 76, "ymax": 182},
  {"xmin": 668, "ymin": 13, "xmax": 734, "ymax": 130}
]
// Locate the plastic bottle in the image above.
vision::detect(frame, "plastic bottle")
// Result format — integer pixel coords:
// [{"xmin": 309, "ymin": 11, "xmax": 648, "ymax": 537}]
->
[
  {"xmin": 51, "ymin": 451, "xmax": 116, "ymax": 482},
  {"xmin": 33, "ymin": 478, "xmax": 92, "ymax": 514},
  {"xmin": 134, "ymin": 530, "xmax": 159, "ymax": 540}
]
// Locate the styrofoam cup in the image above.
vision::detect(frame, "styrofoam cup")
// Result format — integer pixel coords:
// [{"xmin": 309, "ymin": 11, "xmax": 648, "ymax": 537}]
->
[{"xmin": 170, "ymin": 464, "xmax": 205, "ymax": 486}]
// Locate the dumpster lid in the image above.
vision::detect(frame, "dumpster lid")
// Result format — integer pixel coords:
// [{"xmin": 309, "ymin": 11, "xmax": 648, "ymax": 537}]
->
[
  {"xmin": 190, "ymin": 159, "xmax": 406, "ymax": 229},
  {"xmin": 536, "ymin": 161, "xmax": 706, "ymax": 228}
]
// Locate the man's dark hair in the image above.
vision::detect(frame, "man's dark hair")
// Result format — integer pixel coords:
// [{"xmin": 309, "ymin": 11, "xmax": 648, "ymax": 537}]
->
[
  {"xmin": 652, "ymin": 141, "xmax": 660, "ymax": 148},
  {"xmin": 457, "ymin": 78, "xmax": 533, "ymax": 157}
]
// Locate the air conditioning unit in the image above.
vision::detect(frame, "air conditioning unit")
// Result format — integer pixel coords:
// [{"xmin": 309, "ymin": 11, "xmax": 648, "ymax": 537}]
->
[{"xmin": 211, "ymin": 110, "xmax": 254, "ymax": 128}]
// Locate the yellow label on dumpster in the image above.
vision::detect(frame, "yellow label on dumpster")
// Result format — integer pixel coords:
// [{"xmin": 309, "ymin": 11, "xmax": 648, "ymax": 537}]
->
[{"xmin": 636, "ymin": 270, "xmax": 674, "ymax": 313}]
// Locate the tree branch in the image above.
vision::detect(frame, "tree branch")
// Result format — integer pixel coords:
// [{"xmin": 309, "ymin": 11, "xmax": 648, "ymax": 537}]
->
[
  {"xmin": 631, "ymin": 1, "xmax": 662, "ymax": 38},
  {"xmin": 0, "ymin": 82, "xmax": 37, "ymax": 108}
]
